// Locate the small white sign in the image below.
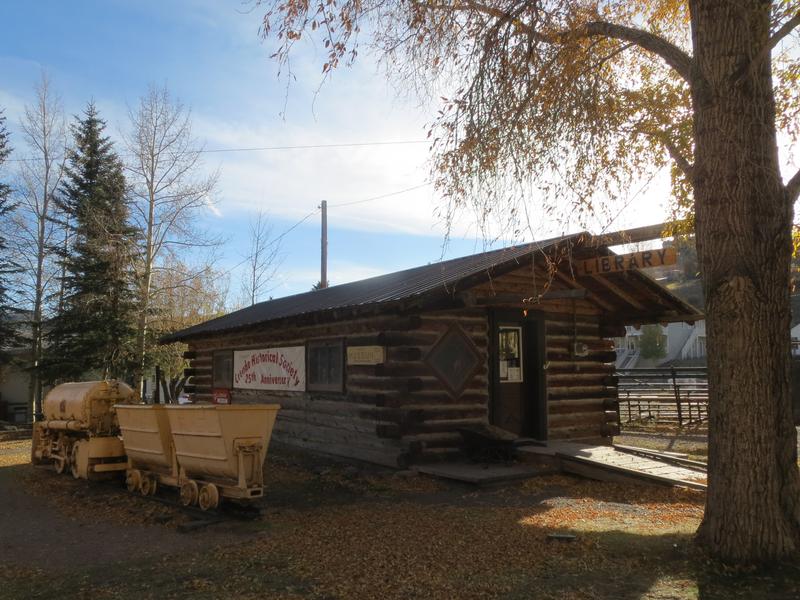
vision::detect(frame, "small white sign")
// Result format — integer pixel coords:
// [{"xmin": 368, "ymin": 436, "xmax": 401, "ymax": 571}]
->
[{"xmin": 233, "ymin": 347, "xmax": 305, "ymax": 391}]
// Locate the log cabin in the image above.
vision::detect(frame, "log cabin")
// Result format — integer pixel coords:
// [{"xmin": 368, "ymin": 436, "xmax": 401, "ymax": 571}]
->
[{"xmin": 162, "ymin": 233, "xmax": 701, "ymax": 467}]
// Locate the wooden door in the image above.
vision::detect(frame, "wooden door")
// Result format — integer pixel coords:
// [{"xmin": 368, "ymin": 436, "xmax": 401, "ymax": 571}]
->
[{"xmin": 490, "ymin": 311, "xmax": 546, "ymax": 439}]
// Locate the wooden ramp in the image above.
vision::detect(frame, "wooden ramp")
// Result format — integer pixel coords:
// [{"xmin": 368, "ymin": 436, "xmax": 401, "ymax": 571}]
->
[{"xmin": 518, "ymin": 441, "xmax": 707, "ymax": 491}]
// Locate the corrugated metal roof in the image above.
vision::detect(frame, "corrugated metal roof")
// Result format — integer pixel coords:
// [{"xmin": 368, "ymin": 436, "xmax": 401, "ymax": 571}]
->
[{"xmin": 161, "ymin": 235, "xmax": 571, "ymax": 343}]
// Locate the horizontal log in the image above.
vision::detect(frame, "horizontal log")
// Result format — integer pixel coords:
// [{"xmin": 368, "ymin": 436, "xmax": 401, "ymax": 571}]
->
[
  {"xmin": 347, "ymin": 333, "xmax": 386, "ymax": 346},
  {"xmin": 370, "ymin": 363, "xmax": 489, "ymax": 379},
  {"xmin": 419, "ymin": 311, "xmax": 488, "ymax": 323},
  {"xmin": 412, "ymin": 447, "xmax": 463, "ymax": 464},
  {"xmin": 239, "ymin": 395, "xmax": 381, "ymax": 419},
  {"xmin": 277, "ymin": 409, "xmax": 388, "ymax": 434},
  {"xmin": 408, "ymin": 417, "xmax": 487, "ymax": 433},
  {"xmin": 402, "ymin": 432, "xmax": 463, "ymax": 448},
  {"xmin": 403, "ymin": 390, "xmax": 489, "ymax": 405},
  {"xmin": 549, "ymin": 411, "xmax": 607, "ymax": 428},
  {"xmin": 182, "ymin": 350, "xmax": 197, "ymax": 359},
  {"xmin": 347, "ymin": 377, "xmax": 426, "ymax": 394},
  {"xmin": 271, "ymin": 436, "xmax": 407, "ymax": 468},
  {"xmin": 599, "ymin": 323, "xmax": 627, "ymax": 338},
  {"xmin": 401, "ymin": 403, "xmax": 488, "ymax": 422},
  {"xmin": 546, "ymin": 373, "xmax": 614, "ymax": 385},
  {"xmin": 548, "ymin": 398, "xmax": 609, "ymax": 415},
  {"xmin": 546, "ymin": 334, "xmax": 611, "ymax": 345},
  {"xmin": 274, "ymin": 420, "xmax": 404, "ymax": 452},
  {"xmin": 545, "ymin": 322, "xmax": 600, "ymax": 337},
  {"xmin": 547, "ymin": 360, "xmax": 616, "ymax": 372},
  {"xmin": 546, "ymin": 349, "xmax": 616, "ymax": 363},
  {"xmin": 548, "ymin": 425, "xmax": 606, "ymax": 440},
  {"xmin": 388, "ymin": 347, "xmax": 423, "ymax": 362},
  {"xmin": 548, "ymin": 385, "xmax": 616, "ymax": 400}
]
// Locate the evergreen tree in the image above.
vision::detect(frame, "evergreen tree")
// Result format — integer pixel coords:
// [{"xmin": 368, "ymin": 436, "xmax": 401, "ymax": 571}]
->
[
  {"xmin": 639, "ymin": 325, "xmax": 667, "ymax": 361},
  {"xmin": 44, "ymin": 103, "xmax": 137, "ymax": 381},
  {"xmin": 0, "ymin": 110, "xmax": 22, "ymax": 364}
]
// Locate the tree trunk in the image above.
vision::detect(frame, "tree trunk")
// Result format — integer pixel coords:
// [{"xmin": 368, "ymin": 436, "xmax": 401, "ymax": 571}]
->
[{"xmin": 691, "ymin": 0, "xmax": 800, "ymax": 561}]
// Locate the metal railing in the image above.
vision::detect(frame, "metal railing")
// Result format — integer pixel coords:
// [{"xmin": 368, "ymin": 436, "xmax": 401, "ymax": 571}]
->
[{"xmin": 616, "ymin": 367, "xmax": 708, "ymax": 427}]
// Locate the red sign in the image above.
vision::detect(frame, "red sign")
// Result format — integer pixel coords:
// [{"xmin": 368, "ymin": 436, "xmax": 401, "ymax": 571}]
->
[{"xmin": 212, "ymin": 388, "xmax": 231, "ymax": 405}]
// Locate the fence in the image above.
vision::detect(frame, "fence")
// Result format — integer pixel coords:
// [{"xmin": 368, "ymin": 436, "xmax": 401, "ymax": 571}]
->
[{"xmin": 616, "ymin": 367, "xmax": 708, "ymax": 427}]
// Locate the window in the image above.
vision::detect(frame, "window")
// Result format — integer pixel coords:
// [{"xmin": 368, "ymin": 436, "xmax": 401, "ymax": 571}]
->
[
  {"xmin": 307, "ymin": 339, "xmax": 344, "ymax": 392},
  {"xmin": 212, "ymin": 351, "xmax": 233, "ymax": 389},
  {"xmin": 498, "ymin": 326, "xmax": 523, "ymax": 383}
]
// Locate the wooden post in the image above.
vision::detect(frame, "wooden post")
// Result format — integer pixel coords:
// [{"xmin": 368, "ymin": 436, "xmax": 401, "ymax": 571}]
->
[
  {"xmin": 154, "ymin": 365, "xmax": 161, "ymax": 405},
  {"xmin": 320, "ymin": 200, "xmax": 328, "ymax": 289},
  {"xmin": 671, "ymin": 366, "xmax": 682, "ymax": 426}
]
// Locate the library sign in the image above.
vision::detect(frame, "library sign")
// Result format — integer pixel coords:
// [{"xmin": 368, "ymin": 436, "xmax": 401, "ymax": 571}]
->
[
  {"xmin": 233, "ymin": 346, "xmax": 305, "ymax": 391},
  {"xmin": 576, "ymin": 247, "xmax": 677, "ymax": 276}
]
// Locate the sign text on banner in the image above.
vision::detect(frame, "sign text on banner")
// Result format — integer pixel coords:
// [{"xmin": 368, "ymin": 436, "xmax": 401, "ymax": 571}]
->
[{"xmin": 233, "ymin": 346, "xmax": 306, "ymax": 391}]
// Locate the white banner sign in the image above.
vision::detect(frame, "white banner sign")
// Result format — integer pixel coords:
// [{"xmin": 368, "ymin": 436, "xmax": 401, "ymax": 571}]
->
[{"xmin": 233, "ymin": 346, "xmax": 305, "ymax": 391}]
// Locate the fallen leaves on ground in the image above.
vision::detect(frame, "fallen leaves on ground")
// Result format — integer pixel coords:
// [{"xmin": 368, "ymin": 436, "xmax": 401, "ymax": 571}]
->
[{"xmin": 0, "ymin": 438, "xmax": 751, "ymax": 600}]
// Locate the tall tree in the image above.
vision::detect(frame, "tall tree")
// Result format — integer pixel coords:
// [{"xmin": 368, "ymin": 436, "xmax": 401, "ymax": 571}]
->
[
  {"xmin": 240, "ymin": 210, "xmax": 281, "ymax": 306},
  {"xmin": 260, "ymin": 1, "xmax": 800, "ymax": 561},
  {"xmin": 0, "ymin": 110, "xmax": 22, "ymax": 364},
  {"xmin": 43, "ymin": 103, "xmax": 137, "ymax": 382},
  {"xmin": 123, "ymin": 84, "xmax": 220, "ymax": 395},
  {"xmin": 12, "ymin": 74, "xmax": 66, "ymax": 416}
]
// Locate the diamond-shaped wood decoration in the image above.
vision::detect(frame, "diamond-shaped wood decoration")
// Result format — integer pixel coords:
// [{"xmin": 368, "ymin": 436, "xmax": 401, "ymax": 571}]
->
[{"xmin": 425, "ymin": 326, "xmax": 482, "ymax": 397}]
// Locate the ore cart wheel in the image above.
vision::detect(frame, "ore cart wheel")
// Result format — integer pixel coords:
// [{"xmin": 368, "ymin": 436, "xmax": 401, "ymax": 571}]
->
[
  {"xmin": 54, "ymin": 440, "xmax": 70, "ymax": 475},
  {"xmin": 139, "ymin": 476, "xmax": 157, "ymax": 497},
  {"xmin": 198, "ymin": 483, "xmax": 219, "ymax": 511},
  {"xmin": 180, "ymin": 481, "xmax": 199, "ymax": 507},
  {"xmin": 126, "ymin": 470, "xmax": 141, "ymax": 493},
  {"xmin": 70, "ymin": 444, "xmax": 81, "ymax": 479}
]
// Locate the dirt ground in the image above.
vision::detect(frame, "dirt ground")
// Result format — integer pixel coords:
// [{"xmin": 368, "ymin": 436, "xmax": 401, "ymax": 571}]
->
[{"xmin": 1, "ymin": 439, "xmax": 799, "ymax": 600}]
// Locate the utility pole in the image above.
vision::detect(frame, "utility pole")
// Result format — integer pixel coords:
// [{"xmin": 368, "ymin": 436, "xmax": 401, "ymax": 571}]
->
[{"xmin": 320, "ymin": 200, "xmax": 328, "ymax": 289}]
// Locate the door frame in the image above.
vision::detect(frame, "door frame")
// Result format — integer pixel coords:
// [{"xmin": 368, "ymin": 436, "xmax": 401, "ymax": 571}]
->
[{"xmin": 488, "ymin": 308, "xmax": 548, "ymax": 440}]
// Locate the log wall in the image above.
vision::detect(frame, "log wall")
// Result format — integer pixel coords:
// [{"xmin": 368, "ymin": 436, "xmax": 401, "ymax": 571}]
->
[
  {"xmin": 183, "ymin": 308, "xmax": 490, "ymax": 467},
  {"xmin": 182, "ymin": 262, "xmax": 622, "ymax": 467},
  {"xmin": 472, "ymin": 265, "xmax": 620, "ymax": 441}
]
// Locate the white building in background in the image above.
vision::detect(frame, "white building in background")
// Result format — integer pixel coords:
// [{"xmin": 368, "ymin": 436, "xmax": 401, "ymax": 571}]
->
[
  {"xmin": 614, "ymin": 320, "xmax": 707, "ymax": 368},
  {"xmin": 791, "ymin": 323, "xmax": 800, "ymax": 356}
]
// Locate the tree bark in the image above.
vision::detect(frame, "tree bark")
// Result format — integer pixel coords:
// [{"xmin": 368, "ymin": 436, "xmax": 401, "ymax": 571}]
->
[{"xmin": 691, "ymin": 0, "xmax": 800, "ymax": 561}]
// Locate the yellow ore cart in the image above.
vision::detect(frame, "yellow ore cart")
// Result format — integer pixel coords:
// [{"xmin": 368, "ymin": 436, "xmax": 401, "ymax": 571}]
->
[
  {"xmin": 116, "ymin": 404, "xmax": 280, "ymax": 510},
  {"xmin": 31, "ymin": 380, "xmax": 138, "ymax": 479}
]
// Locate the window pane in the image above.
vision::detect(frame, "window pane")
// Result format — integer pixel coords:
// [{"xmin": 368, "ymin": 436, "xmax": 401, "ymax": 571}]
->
[
  {"xmin": 213, "ymin": 351, "xmax": 232, "ymax": 388},
  {"xmin": 308, "ymin": 340, "xmax": 343, "ymax": 391}
]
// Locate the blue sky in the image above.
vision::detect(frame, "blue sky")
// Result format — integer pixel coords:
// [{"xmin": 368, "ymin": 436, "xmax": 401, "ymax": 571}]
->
[{"xmin": 0, "ymin": 0, "xmax": 674, "ymax": 302}]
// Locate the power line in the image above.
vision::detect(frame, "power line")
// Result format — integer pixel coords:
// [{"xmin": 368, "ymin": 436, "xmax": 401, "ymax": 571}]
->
[
  {"xmin": 5, "ymin": 139, "xmax": 429, "ymax": 163},
  {"xmin": 216, "ymin": 181, "xmax": 431, "ymax": 281},
  {"xmin": 200, "ymin": 140, "xmax": 428, "ymax": 154},
  {"xmin": 327, "ymin": 182, "xmax": 432, "ymax": 207},
  {"xmin": 210, "ymin": 208, "xmax": 320, "ymax": 282}
]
